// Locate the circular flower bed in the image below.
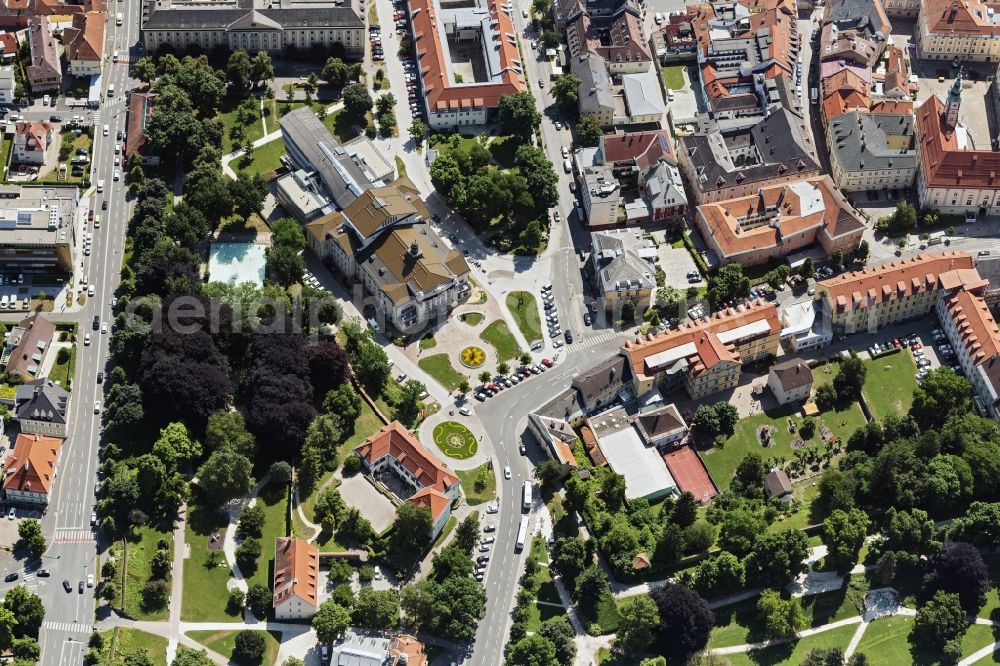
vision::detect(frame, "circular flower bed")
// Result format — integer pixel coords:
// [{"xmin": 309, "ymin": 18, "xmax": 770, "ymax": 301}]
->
[
  {"xmin": 433, "ymin": 421, "xmax": 478, "ymax": 459},
  {"xmin": 460, "ymin": 345, "xmax": 486, "ymax": 368}
]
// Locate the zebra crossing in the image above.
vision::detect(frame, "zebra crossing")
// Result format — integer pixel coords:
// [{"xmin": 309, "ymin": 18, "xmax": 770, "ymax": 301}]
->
[
  {"xmin": 42, "ymin": 621, "xmax": 91, "ymax": 635},
  {"xmin": 53, "ymin": 529, "xmax": 95, "ymax": 543},
  {"xmin": 574, "ymin": 330, "xmax": 625, "ymax": 351}
]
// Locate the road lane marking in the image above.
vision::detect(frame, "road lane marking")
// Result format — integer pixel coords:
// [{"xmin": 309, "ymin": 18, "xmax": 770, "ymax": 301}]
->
[{"xmin": 42, "ymin": 621, "xmax": 91, "ymax": 635}]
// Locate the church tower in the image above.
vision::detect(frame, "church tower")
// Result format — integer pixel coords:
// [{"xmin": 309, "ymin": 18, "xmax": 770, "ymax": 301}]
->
[{"xmin": 945, "ymin": 71, "xmax": 963, "ymax": 130}]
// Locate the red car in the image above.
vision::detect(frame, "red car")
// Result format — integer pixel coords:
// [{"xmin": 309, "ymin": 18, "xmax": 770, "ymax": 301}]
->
[
  {"xmin": 541, "ymin": 358, "xmax": 554, "ymax": 367},
  {"xmin": 87, "ymin": 209, "xmax": 94, "ymax": 221},
  {"xmin": 910, "ymin": 341, "xmax": 922, "ymax": 350},
  {"xmin": 487, "ymin": 383, "xmax": 500, "ymax": 392},
  {"xmin": 892, "ymin": 338, "xmax": 901, "ymax": 348}
]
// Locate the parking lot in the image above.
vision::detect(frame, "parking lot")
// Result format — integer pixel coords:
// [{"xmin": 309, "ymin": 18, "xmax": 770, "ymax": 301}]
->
[{"xmin": 863, "ymin": 329, "xmax": 950, "ymax": 383}]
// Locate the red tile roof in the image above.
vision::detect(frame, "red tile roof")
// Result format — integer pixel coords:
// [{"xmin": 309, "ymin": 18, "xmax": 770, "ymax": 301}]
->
[
  {"xmin": 355, "ymin": 421, "xmax": 459, "ymax": 491},
  {"xmin": 603, "ymin": 130, "xmax": 676, "ymax": 170},
  {"xmin": 63, "ymin": 11, "xmax": 104, "ymax": 63},
  {"xmin": 923, "ymin": 0, "xmax": 1000, "ymax": 37},
  {"xmin": 819, "ymin": 251, "xmax": 975, "ymax": 314},
  {"xmin": 408, "ymin": 486, "xmax": 451, "ymax": 522},
  {"xmin": 622, "ymin": 300, "xmax": 780, "ymax": 380},
  {"xmin": 409, "ymin": 0, "xmax": 526, "ymax": 114},
  {"xmin": 272, "ymin": 537, "xmax": 319, "ymax": 609},
  {"xmin": 3, "ymin": 432, "xmax": 61, "ymax": 495},
  {"xmin": 945, "ymin": 287, "xmax": 1000, "ymax": 365},
  {"xmin": 916, "ymin": 94, "xmax": 1000, "ymax": 189}
]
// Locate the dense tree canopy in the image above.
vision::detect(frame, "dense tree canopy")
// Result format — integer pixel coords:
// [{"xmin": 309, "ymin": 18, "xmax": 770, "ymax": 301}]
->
[{"xmin": 649, "ymin": 584, "xmax": 714, "ymax": 659}]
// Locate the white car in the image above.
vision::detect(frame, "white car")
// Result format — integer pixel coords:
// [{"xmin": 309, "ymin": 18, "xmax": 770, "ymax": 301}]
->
[
  {"xmin": 503, "ymin": 466, "xmax": 511, "ymax": 480},
  {"xmin": 113, "ymin": 170, "xmax": 120, "ymax": 181},
  {"xmin": 6, "ymin": 508, "xmax": 14, "ymax": 520},
  {"xmin": 479, "ymin": 544, "xmax": 491, "ymax": 552},
  {"xmin": 84, "ymin": 333, "xmax": 91, "ymax": 346},
  {"xmin": 459, "ymin": 406, "xmax": 472, "ymax": 416},
  {"xmin": 93, "ymin": 401, "xmax": 101, "ymax": 414},
  {"xmin": 561, "ymin": 145, "xmax": 569, "ymax": 158},
  {"xmin": 486, "ymin": 502, "xmax": 499, "ymax": 514},
  {"xmin": 101, "ymin": 322, "xmax": 108, "ymax": 334}
]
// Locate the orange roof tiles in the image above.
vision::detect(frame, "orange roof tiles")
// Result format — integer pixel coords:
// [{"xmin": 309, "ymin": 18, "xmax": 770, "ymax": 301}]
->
[
  {"xmin": 917, "ymin": 95, "xmax": 1000, "ymax": 189},
  {"xmin": 697, "ymin": 175, "xmax": 863, "ymax": 259},
  {"xmin": 3, "ymin": 432, "xmax": 61, "ymax": 495},
  {"xmin": 821, "ymin": 67, "xmax": 870, "ymax": 122},
  {"xmin": 870, "ymin": 99, "xmax": 913, "ymax": 115},
  {"xmin": 273, "ymin": 537, "xmax": 319, "ymax": 609},
  {"xmin": 409, "ymin": 0, "xmax": 525, "ymax": 115},
  {"xmin": 408, "ymin": 486, "xmax": 451, "ymax": 522},
  {"xmin": 622, "ymin": 300, "xmax": 780, "ymax": 380},
  {"xmin": 603, "ymin": 130, "xmax": 676, "ymax": 170},
  {"xmin": 63, "ymin": 11, "xmax": 104, "ymax": 63},
  {"xmin": 923, "ymin": 0, "xmax": 1000, "ymax": 37},
  {"xmin": 389, "ymin": 635, "xmax": 427, "ymax": 666},
  {"xmin": 355, "ymin": 421, "xmax": 459, "ymax": 492},
  {"xmin": 883, "ymin": 45, "xmax": 907, "ymax": 97},
  {"xmin": 945, "ymin": 288, "xmax": 1000, "ymax": 365},
  {"xmin": 819, "ymin": 251, "xmax": 975, "ymax": 314}
]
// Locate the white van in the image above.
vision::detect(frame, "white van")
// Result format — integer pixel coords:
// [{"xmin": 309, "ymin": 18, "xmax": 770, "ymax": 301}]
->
[
  {"xmin": 116, "ymin": 12, "xmax": 122, "ymax": 25},
  {"xmin": 97, "ymin": 180, "xmax": 104, "ymax": 192},
  {"xmin": 1, "ymin": 296, "xmax": 9, "ymax": 309}
]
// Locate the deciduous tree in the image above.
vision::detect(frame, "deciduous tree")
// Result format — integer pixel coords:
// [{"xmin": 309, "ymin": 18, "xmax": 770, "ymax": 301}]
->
[{"xmin": 649, "ymin": 584, "xmax": 713, "ymax": 659}]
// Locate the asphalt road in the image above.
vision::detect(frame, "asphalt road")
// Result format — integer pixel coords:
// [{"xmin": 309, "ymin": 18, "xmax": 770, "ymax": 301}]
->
[{"xmin": 29, "ymin": 3, "xmax": 139, "ymax": 663}]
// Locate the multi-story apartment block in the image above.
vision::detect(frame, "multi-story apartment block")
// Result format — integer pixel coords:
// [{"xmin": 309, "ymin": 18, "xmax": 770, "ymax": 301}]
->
[
  {"xmin": 694, "ymin": 175, "xmax": 865, "ymax": 267},
  {"xmin": 580, "ymin": 165, "xmax": 621, "ymax": 228},
  {"xmin": 141, "ymin": 0, "xmax": 364, "ymax": 57},
  {"xmin": 62, "ymin": 10, "xmax": 105, "ymax": 76},
  {"xmin": 882, "ymin": 0, "xmax": 919, "ymax": 18},
  {"xmin": 819, "ymin": 0, "xmax": 892, "ymax": 68},
  {"xmin": 827, "ymin": 106, "xmax": 917, "ymax": 192},
  {"xmin": 678, "ymin": 108, "xmax": 822, "ymax": 205},
  {"xmin": 2, "ymin": 314, "xmax": 54, "ymax": 379},
  {"xmin": 819, "ymin": 61, "xmax": 871, "ymax": 126},
  {"xmin": 25, "ymin": 16, "xmax": 61, "ymax": 92},
  {"xmin": 816, "ymin": 251, "xmax": 976, "ymax": 334},
  {"xmin": 14, "ymin": 378, "xmax": 69, "ymax": 438},
  {"xmin": 561, "ymin": 0, "xmax": 651, "ymax": 74},
  {"xmin": 12, "ymin": 122, "xmax": 52, "ymax": 167},
  {"xmin": 621, "ymin": 300, "xmax": 781, "ymax": 398},
  {"xmin": 916, "ymin": 0, "xmax": 1000, "ymax": 62},
  {"xmin": 915, "ymin": 76, "xmax": 1000, "ymax": 215},
  {"xmin": 0, "ymin": 185, "xmax": 76, "ymax": 274},
  {"xmin": 407, "ymin": 0, "xmax": 527, "ymax": 130},
  {"xmin": 589, "ymin": 228, "xmax": 656, "ymax": 317},
  {"xmin": 3, "ymin": 432, "xmax": 61, "ymax": 506}
]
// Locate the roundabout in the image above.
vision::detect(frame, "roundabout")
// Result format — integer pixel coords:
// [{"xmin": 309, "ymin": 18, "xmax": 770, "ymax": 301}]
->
[
  {"xmin": 432, "ymin": 421, "xmax": 478, "ymax": 459},
  {"xmin": 459, "ymin": 345, "xmax": 486, "ymax": 368}
]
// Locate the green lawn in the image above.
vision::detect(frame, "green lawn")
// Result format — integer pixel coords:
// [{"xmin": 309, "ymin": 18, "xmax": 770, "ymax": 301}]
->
[
  {"xmin": 862, "ymin": 351, "xmax": 918, "ymax": 421},
  {"xmin": 265, "ymin": 99, "xmax": 314, "ymax": 134},
  {"xmin": 40, "ymin": 130, "xmax": 93, "ymax": 186},
  {"xmin": 218, "ymin": 96, "xmax": 265, "ymax": 154},
  {"xmin": 506, "ymin": 292, "xmax": 543, "ymax": 345},
  {"xmin": 418, "ymin": 353, "xmax": 466, "ymax": 391},
  {"xmin": 182, "ymin": 494, "xmax": 236, "ymax": 622},
  {"xmin": 661, "ymin": 65, "xmax": 686, "ymax": 90},
  {"xmin": 234, "ymin": 137, "xmax": 285, "ymax": 179},
  {"xmin": 456, "ymin": 462, "xmax": 496, "ymax": 505},
  {"xmin": 99, "ymin": 628, "xmax": 169, "ymax": 665},
  {"xmin": 702, "ymin": 393, "xmax": 866, "ymax": 491},
  {"xmin": 48, "ymin": 344, "xmax": 75, "ymax": 388},
  {"xmin": 119, "ymin": 526, "xmax": 173, "ymax": 621},
  {"xmin": 432, "ymin": 421, "xmax": 478, "ymax": 459},
  {"xmin": 959, "ymin": 623, "xmax": 1000, "ymax": 663},
  {"xmin": 395, "ymin": 155, "xmax": 406, "ymax": 177},
  {"xmin": 419, "ymin": 334, "xmax": 437, "ymax": 349},
  {"xmin": 247, "ymin": 482, "xmax": 290, "ymax": 590},
  {"xmin": 324, "ymin": 108, "xmax": 369, "ymax": 143},
  {"xmin": 480, "ymin": 320, "xmax": 521, "ymax": 361},
  {"xmin": 460, "ymin": 312, "xmax": 484, "ymax": 326},
  {"xmin": 725, "ymin": 623, "xmax": 859, "ymax": 666},
  {"xmin": 187, "ymin": 629, "xmax": 281, "ymax": 666},
  {"xmin": 709, "ymin": 588, "xmax": 859, "ymax": 649},
  {"xmin": 0, "ymin": 136, "xmax": 12, "ymax": 175}
]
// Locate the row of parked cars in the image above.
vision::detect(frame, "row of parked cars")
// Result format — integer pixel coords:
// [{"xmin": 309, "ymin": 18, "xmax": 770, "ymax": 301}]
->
[
  {"xmin": 474, "ymin": 359, "xmax": 556, "ymax": 401},
  {"xmin": 474, "ymin": 523, "xmax": 496, "ymax": 581},
  {"xmin": 370, "ymin": 23, "xmax": 383, "ymax": 61}
]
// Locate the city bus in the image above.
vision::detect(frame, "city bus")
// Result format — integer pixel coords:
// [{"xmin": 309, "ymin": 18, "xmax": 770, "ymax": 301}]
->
[
  {"xmin": 522, "ymin": 481, "xmax": 531, "ymax": 512},
  {"xmin": 515, "ymin": 516, "xmax": 529, "ymax": 551}
]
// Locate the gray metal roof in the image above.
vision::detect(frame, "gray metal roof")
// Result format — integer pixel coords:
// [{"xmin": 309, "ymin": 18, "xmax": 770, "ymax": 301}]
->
[
  {"xmin": 573, "ymin": 54, "xmax": 614, "ymax": 115},
  {"xmin": 622, "ymin": 69, "xmax": 664, "ymax": 118},
  {"xmin": 681, "ymin": 107, "xmax": 821, "ymax": 196},
  {"xmin": 279, "ymin": 107, "xmax": 370, "ymax": 209},
  {"xmin": 828, "ymin": 110, "xmax": 916, "ymax": 174},
  {"xmin": 15, "ymin": 379, "xmax": 68, "ymax": 425}
]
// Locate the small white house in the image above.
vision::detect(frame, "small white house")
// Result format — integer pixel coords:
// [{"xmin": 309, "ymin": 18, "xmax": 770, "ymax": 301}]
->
[
  {"xmin": 767, "ymin": 358, "xmax": 813, "ymax": 405},
  {"xmin": 272, "ymin": 537, "xmax": 319, "ymax": 620}
]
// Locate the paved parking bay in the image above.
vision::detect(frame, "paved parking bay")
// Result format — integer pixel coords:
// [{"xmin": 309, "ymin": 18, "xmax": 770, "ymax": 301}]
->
[{"xmin": 658, "ymin": 244, "xmax": 704, "ymax": 289}]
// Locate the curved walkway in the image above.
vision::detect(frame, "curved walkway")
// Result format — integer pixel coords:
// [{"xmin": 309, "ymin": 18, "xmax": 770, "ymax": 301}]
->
[{"xmin": 221, "ymin": 473, "xmax": 272, "ymax": 599}]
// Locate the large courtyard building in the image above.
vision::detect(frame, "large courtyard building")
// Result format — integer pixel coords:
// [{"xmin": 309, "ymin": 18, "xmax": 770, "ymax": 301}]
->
[
  {"xmin": 621, "ymin": 300, "xmax": 781, "ymax": 399},
  {"xmin": 141, "ymin": 0, "xmax": 364, "ymax": 56},
  {"xmin": 827, "ymin": 105, "xmax": 917, "ymax": 192},
  {"xmin": 407, "ymin": 0, "xmax": 527, "ymax": 130},
  {"xmin": 693, "ymin": 175, "xmax": 865, "ymax": 267},
  {"xmin": 677, "ymin": 108, "xmax": 822, "ymax": 205}
]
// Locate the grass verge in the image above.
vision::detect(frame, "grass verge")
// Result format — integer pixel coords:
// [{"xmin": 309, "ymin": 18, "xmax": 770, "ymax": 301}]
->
[
  {"xmin": 480, "ymin": 320, "xmax": 520, "ymax": 361},
  {"xmin": 456, "ymin": 462, "xmax": 496, "ymax": 505},
  {"xmin": 187, "ymin": 629, "xmax": 281, "ymax": 666},
  {"xmin": 506, "ymin": 291, "xmax": 543, "ymax": 346},
  {"xmin": 418, "ymin": 353, "xmax": 466, "ymax": 391}
]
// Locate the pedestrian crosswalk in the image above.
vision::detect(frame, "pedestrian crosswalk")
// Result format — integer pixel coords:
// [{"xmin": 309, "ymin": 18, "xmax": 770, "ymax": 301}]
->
[
  {"xmin": 53, "ymin": 529, "xmax": 94, "ymax": 543},
  {"xmin": 42, "ymin": 621, "xmax": 91, "ymax": 635},
  {"xmin": 574, "ymin": 330, "xmax": 625, "ymax": 351}
]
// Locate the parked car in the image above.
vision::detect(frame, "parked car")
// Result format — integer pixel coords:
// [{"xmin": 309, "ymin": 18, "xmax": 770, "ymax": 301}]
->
[{"xmin": 3, "ymin": 573, "xmax": 17, "ymax": 582}]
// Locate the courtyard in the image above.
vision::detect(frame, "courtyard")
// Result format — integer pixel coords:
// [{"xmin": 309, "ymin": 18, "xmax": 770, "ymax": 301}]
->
[{"xmin": 339, "ymin": 474, "xmax": 397, "ymax": 533}]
